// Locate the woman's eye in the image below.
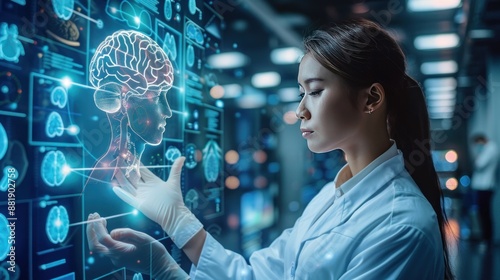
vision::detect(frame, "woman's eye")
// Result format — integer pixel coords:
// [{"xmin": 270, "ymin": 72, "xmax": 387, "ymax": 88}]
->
[
  {"xmin": 299, "ymin": 92, "xmax": 305, "ymax": 99},
  {"xmin": 309, "ymin": 90, "xmax": 323, "ymax": 96}
]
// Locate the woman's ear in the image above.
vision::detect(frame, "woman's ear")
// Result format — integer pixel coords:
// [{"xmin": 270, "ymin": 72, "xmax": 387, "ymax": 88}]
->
[{"xmin": 364, "ymin": 83, "xmax": 385, "ymax": 113}]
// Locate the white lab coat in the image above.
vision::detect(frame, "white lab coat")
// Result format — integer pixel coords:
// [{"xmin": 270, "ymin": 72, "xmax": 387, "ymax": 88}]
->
[
  {"xmin": 190, "ymin": 144, "xmax": 444, "ymax": 279},
  {"xmin": 471, "ymin": 141, "xmax": 499, "ymax": 191}
]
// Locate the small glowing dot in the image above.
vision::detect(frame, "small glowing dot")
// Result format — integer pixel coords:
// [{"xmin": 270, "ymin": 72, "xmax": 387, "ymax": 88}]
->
[
  {"xmin": 67, "ymin": 124, "xmax": 80, "ymax": 135},
  {"xmin": 110, "ymin": 7, "xmax": 117, "ymax": 13},
  {"xmin": 87, "ymin": 257, "xmax": 95, "ymax": 265},
  {"xmin": 39, "ymin": 201, "xmax": 47, "ymax": 208},
  {"xmin": 445, "ymin": 178, "xmax": 458, "ymax": 191},
  {"xmin": 445, "ymin": 150, "xmax": 458, "ymax": 163},
  {"xmin": 61, "ymin": 164, "xmax": 71, "ymax": 175},
  {"xmin": 283, "ymin": 111, "xmax": 298, "ymax": 125},
  {"xmin": 225, "ymin": 150, "xmax": 239, "ymax": 164},
  {"xmin": 54, "ymin": 218, "xmax": 62, "ymax": 227},
  {"xmin": 184, "ymin": 111, "xmax": 189, "ymax": 117},
  {"xmin": 132, "ymin": 209, "xmax": 139, "ymax": 215},
  {"xmin": 215, "ymin": 100, "xmax": 224, "ymax": 108},
  {"xmin": 210, "ymin": 85, "xmax": 224, "ymax": 99},
  {"xmin": 61, "ymin": 77, "xmax": 72, "ymax": 88},
  {"xmin": 134, "ymin": 16, "xmax": 140, "ymax": 24},
  {"xmin": 225, "ymin": 176, "xmax": 240, "ymax": 189}
]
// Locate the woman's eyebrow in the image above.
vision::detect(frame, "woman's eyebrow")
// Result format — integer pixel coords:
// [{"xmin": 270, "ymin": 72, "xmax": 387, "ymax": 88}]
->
[{"xmin": 298, "ymin": 78, "xmax": 324, "ymax": 87}]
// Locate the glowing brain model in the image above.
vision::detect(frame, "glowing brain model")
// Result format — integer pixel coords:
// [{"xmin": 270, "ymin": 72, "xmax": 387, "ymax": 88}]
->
[{"xmin": 88, "ymin": 30, "xmax": 173, "ymax": 114}]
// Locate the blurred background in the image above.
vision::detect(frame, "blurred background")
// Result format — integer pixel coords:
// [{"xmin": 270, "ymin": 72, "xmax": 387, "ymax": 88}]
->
[{"xmin": 213, "ymin": 1, "xmax": 500, "ymax": 279}]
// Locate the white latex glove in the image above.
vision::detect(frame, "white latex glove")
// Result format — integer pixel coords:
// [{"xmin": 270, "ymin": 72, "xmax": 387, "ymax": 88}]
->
[
  {"xmin": 113, "ymin": 157, "xmax": 203, "ymax": 248},
  {"xmin": 86, "ymin": 213, "xmax": 189, "ymax": 279}
]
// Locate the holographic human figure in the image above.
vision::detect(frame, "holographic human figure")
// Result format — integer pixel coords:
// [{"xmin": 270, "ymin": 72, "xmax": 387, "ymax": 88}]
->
[
  {"xmin": 202, "ymin": 140, "xmax": 221, "ymax": 182},
  {"xmin": 0, "ymin": 23, "xmax": 25, "ymax": 63},
  {"xmin": 87, "ymin": 30, "xmax": 174, "ymax": 184}
]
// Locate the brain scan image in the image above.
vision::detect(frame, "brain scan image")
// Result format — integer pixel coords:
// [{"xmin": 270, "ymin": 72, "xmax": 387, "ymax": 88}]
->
[
  {"xmin": 87, "ymin": 30, "xmax": 174, "ymax": 184},
  {"xmin": 162, "ymin": 32, "xmax": 177, "ymax": 61},
  {"xmin": 0, "ymin": 213, "xmax": 8, "ymax": 261},
  {"xmin": 186, "ymin": 44, "xmax": 195, "ymax": 68},
  {"xmin": 45, "ymin": 205, "xmax": 70, "ymax": 244},
  {"xmin": 185, "ymin": 189, "xmax": 199, "ymax": 210},
  {"xmin": 164, "ymin": 0, "xmax": 173, "ymax": 21},
  {"xmin": 52, "ymin": 0, "xmax": 75, "ymax": 20},
  {"xmin": 50, "ymin": 86, "xmax": 68, "ymax": 109},
  {"xmin": 165, "ymin": 146, "xmax": 181, "ymax": 163},
  {"xmin": 185, "ymin": 143, "xmax": 198, "ymax": 169},
  {"xmin": 41, "ymin": 150, "xmax": 68, "ymax": 187},
  {"xmin": 203, "ymin": 140, "xmax": 221, "ymax": 182},
  {"xmin": 45, "ymin": 111, "xmax": 64, "ymax": 138},
  {"xmin": 186, "ymin": 22, "xmax": 204, "ymax": 45}
]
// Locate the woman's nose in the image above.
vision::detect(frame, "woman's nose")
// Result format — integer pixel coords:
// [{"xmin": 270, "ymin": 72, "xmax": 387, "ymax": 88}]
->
[{"xmin": 295, "ymin": 103, "xmax": 310, "ymax": 120}]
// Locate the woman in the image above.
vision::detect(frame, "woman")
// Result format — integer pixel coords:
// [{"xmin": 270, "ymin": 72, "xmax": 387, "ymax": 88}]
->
[{"xmin": 87, "ymin": 18, "xmax": 454, "ymax": 279}]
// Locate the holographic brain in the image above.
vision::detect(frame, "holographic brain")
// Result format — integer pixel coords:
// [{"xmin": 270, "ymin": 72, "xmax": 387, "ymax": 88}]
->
[{"xmin": 89, "ymin": 30, "xmax": 174, "ymax": 113}]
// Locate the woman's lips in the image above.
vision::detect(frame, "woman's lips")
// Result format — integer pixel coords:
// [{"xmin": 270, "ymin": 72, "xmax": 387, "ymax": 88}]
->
[{"xmin": 301, "ymin": 129, "xmax": 314, "ymax": 138}]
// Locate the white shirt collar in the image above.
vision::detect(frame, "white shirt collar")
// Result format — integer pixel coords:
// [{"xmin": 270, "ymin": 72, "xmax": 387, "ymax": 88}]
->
[{"xmin": 334, "ymin": 140, "xmax": 399, "ymax": 197}]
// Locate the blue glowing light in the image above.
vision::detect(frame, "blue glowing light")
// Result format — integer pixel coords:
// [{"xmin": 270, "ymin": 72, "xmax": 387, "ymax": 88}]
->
[
  {"xmin": 45, "ymin": 205, "xmax": 70, "ymax": 244},
  {"xmin": 87, "ymin": 256, "xmax": 95, "ymax": 265},
  {"xmin": 460, "ymin": 175, "xmax": 471, "ymax": 187},
  {"xmin": 186, "ymin": 44, "xmax": 195, "ymax": 67},
  {"xmin": 0, "ymin": 23, "xmax": 25, "ymax": 63},
  {"xmin": 0, "ymin": 166, "xmax": 18, "ymax": 192},
  {"xmin": 50, "ymin": 86, "xmax": 68, "ymax": 109},
  {"xmin": 45, "ymin": 111, "xmax": 64, "ymax": 138},
  {"xmin": 164, "ymin": 0, "xmax": 173, "ymax": 20},
  {"xmin": 133, "ymin": 273, "xmax": 144, "ymax": 280},
  {"xmin": 41, "ymin": 150, "xmax": 68, "ymax": 187},
  {"xmin": 215, "ymin": 100, "xmax": 224, "ymax": 108},
  {"xmin": 0, "ymin": 213, "xmax": 9, "ymax": 261},
  {"xmin": 0, "ymin": 123, "xmax": 7, "ymax": 160},
  {"xmin": 66, "ymin": 124, "xmax": 80, "ymax": 135},
  {"xmin": 52, "ymin": 0, "xmax": 74, "ymax": 20}
]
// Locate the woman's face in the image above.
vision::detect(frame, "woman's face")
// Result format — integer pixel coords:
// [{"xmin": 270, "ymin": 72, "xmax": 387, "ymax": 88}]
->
[
  {"xmin": 125, "ymin": 89, "xmax": 172, "ymax": 145},
  {"xmin": 296, "ymin": 53, "xmax": 364, "ymax": 153}
]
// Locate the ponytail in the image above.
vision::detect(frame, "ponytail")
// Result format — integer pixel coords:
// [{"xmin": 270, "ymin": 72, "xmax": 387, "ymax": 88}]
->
[{"xmin": 388, "ymin": 75, "xmax": 454, "ymax": 280}]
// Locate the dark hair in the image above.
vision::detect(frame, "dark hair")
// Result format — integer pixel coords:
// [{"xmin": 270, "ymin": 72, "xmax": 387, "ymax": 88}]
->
[{"xmin": 304, "ymin": 18, "xmax": 454, "ymax": 279}]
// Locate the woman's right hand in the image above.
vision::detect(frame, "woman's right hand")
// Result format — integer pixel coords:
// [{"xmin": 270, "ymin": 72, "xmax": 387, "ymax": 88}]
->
[{"xmin": 86, "ymin": 212, "xmax": 190, "ymax": 279}]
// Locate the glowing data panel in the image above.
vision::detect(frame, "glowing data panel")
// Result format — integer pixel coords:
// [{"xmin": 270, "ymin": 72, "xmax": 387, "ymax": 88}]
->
[
  {"xmin": 41, "ymin": 150, "xmax": 68, "ymax": 187},
  {"xmin": 185, "ymin": 143, "xmax": 198, "ymax": 169},
  {"xmin": 45, "ymin": 205, "xmax": 70, "ymax": 244}
]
